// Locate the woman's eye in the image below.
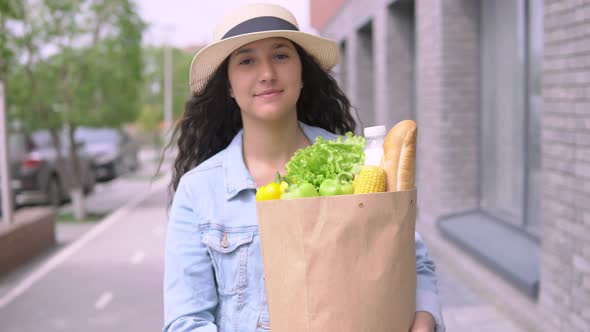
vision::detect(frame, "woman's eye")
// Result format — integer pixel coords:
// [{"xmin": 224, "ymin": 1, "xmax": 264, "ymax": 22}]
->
[
  {"xmin": 275, "ymin": 54, "xmax": 289, "ymax": 60},
  {"xmin": 239, "ymin": 58, "xmax": 253, "ymax": 65}
]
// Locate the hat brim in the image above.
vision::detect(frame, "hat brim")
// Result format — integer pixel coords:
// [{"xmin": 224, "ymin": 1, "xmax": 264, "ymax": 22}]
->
[{"xmin": 189, "ymin": 30, "xmax": 338, "ymax": 95}]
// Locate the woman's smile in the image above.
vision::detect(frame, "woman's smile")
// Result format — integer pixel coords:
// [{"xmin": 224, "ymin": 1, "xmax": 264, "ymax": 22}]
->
[{"xmin": 255, "ymin": 89, "xmax": 284, "ymax": 98}]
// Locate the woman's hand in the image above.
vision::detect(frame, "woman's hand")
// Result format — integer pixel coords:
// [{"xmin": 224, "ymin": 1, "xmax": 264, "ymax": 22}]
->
[{"xmin": 409, "ymin": 311, "xmax": 435, "ymax": 332}]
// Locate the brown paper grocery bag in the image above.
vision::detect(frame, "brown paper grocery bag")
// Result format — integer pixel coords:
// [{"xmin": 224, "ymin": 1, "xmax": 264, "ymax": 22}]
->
[{"xmin": 256, "ymin": 189, "xmax": 417, "ymax": 332}]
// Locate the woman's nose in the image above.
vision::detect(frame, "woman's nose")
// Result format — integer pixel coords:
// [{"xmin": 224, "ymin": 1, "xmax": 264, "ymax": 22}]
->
[{"xmin": 258, "ymin": 59, "xmax": 277, "ymax": 82}]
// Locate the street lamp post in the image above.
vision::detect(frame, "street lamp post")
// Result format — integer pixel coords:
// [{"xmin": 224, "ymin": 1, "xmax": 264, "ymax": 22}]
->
[
  {"xmin": 161, "ymin": 24, "xmax": 175, "ymax": 138},
  {"xmin": 164, "ymin": 42, "xmax": 173, "ymax": 133},
  {"xmin": 0, "ymin": 81, "xmax": 14, "ymax": 225}
]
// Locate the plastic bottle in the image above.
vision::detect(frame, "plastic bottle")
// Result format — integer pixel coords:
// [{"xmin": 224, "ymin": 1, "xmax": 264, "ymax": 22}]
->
[{"xmin": 363, "ymin": 125, "xmax": 386, "ymax": 166}]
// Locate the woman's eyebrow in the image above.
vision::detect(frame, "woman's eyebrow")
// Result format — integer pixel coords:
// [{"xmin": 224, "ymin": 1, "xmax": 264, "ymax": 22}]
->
[
  {"xmin": 233, "ymin": 43, "xmax": 293, "ymax": 56},
  {"xmin": 234, "ymin": 48, "xmax": 254, "ymax": 56},
  {"xmin": 272, "ymin": 43, "xmax": 293, "ymax": 50}
]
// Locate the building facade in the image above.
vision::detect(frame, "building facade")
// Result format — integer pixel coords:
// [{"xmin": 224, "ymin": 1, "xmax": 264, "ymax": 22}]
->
[{"xmin": 310, "ymin": 0, "xmax": 590, "ymax": 331}]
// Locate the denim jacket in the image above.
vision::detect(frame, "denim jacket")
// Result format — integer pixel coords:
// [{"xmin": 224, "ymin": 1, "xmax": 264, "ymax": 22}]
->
[{"xmin": 163, "ymin": 122, "xmax": 445, "ymax": 332}]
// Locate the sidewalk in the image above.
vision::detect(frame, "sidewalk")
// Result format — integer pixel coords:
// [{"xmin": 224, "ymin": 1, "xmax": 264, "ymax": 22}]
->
[
  {"xmin": 419, "ymin": 218, "xmax": 539, "ymax": 332},
  {"xmin": 435, "ymin": 253, "xmax": 527, "ymax": 331},
  {"xmin": 0, "ymin": 173, "xmax": 170, "ymax": 331},
  {"xmin": 0, "ymin": 146, "xmax": 172, "ymax": 301}
]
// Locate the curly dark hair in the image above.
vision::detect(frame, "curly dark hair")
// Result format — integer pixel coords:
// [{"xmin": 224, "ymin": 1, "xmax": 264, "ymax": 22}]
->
[{"xmin": 160, "ymin": 42, "xmax": 357, "ymax": 203}]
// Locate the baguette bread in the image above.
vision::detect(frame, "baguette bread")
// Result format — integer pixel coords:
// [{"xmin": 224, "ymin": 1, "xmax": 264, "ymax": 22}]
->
[{"xmin": 380, "ymin": 120, "xmax": 417, "ymax": 192}]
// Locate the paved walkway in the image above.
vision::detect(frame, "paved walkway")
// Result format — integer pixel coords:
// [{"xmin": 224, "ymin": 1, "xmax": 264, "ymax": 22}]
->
[
  {"xmin": 419, "ymin": 219, "xmax": 538, "ymax": 332},
  {"xmin": 435, "ymin": 254, "xmax": 527, "ymax": 331},
  {"xmin": 0, "ymin": 178, "xmax": 169, "ymax": 331}
]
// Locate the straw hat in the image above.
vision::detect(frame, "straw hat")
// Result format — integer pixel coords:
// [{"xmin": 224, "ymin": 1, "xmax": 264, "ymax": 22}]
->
[{"xmin": 189, "ymin": 3, "xmax": 338, "ymax": 95}]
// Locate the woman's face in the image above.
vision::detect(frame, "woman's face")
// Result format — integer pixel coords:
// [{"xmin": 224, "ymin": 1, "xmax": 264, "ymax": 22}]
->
[{"xmin": 227, "ymin": 37, "xmax": 303, "ymax": 122}]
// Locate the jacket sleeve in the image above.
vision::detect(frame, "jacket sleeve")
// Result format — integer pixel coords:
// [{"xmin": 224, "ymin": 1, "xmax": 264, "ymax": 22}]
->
[
  {"xmin": 163, "ymin": 178, "xmax": 218, "ymax": 332},
  {"xmin": 415, "ymin": 231, "xmax": 446, "ymax": 332}
]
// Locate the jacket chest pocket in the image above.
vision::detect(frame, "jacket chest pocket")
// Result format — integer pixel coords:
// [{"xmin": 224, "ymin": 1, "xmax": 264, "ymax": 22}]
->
[{"xmin": 201, "ymin": 228, "xmax": 254, "ymax": 295}]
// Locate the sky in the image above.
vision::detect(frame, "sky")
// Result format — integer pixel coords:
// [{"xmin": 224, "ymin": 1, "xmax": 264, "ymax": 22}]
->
[{"xmin": 134, "ymin": 0, "xmax": 314, "ymax": 48}]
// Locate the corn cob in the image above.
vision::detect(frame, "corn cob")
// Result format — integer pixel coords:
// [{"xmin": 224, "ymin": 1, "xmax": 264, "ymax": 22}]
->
[{"xmin": 353, "ymin": 165, "xmax": 386, "ymax": 194}]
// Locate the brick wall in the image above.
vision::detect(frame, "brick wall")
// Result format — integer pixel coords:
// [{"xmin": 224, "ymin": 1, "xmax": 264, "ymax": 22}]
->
[
  {"xmin": 345, "ymin": 31, "xmax": 366, "ymax": 133},
  {"xmin": 353, "ymin": 25, "xmax": 376, "ymax": 128},
  {"xmin": 539, "ymin": 1, "xmax": 590, "ymax": 331},
  {"xmin": 415, "ymin": 0, "xmax": 444, "ymax": 221},
  {"xmin": 415, "ymin": 0, "xmax": 480, "ymax": 222},
  {"xmin": 315, "ymin": 0, "xmax": 590, "ymax": 330},
  {"xmin": 309, "ymin": 0, "xmax": 347, "ymax": 31},
  {"xmin": 325, "ymin": 0, "xmax": 385, "ymax": 133},
  {"xmin": 374, "ymin": 2, "xmax": 415, "ymax": 130}
]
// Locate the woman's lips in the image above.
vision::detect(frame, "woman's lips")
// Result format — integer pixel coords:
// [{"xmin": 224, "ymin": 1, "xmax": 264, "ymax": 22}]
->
[{"xmin": 255, "ymin": 90, "xmax": 283, "ymax": 98}]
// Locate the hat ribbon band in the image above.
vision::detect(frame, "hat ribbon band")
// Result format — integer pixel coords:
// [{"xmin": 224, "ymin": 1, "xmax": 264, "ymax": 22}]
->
[{"xmin": 222, "ymin": 16, "xmax": 298, "ymax": 39}]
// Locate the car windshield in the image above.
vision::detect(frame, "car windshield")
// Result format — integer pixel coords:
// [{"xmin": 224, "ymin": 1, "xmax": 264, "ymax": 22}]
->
[{"xmin": 75, "ymin": 128, "xmax": 120, "ymax": 144}]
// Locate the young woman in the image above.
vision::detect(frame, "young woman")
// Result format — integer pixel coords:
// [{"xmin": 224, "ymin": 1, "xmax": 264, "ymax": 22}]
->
[{"xmin": 163, "ymin": 4, "xmax": 444, "ymax": 332}]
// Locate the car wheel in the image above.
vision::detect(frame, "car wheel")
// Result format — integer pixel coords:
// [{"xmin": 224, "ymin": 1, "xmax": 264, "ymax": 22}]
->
[
  {"xmin": 47, "ymin": 176, "xmax": 63, "ymax": 207},
  {"xmin": 108, "ymin": 162, "xmax": 119, "ymax": 180}
]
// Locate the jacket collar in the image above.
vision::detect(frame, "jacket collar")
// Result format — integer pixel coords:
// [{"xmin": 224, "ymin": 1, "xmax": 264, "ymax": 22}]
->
[{"xmin": 223, "ymin": 121, "xmax": 333, "ymax": 200}]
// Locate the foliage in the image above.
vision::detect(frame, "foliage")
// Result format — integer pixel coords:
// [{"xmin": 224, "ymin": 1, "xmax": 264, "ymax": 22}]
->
[
  {"xmin": 0, "ymin": 0, "xmax": 23, "ymax": 79},
  {"xmin": 5, "ymin": 0, "xmax": 145, "ymax": 131}
]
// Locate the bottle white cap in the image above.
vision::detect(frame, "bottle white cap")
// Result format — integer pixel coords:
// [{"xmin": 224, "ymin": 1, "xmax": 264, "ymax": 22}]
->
[{"xmin": 363, "ymin": 125, "xmax": 386, "ymax": 138}]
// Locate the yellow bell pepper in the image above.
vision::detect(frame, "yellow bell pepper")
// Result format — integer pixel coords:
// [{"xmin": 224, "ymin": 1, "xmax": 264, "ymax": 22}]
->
[
  {"xmin": 256, "ymin": 182, "xmax": 282, "ymax": 201},
  {"xmin": 256, "ymin": 172, "xmax": 288, "ymax": 201}
]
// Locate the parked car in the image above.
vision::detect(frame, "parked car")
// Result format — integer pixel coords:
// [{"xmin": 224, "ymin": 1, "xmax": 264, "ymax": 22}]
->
[
  {"xmin": 7, "ymin": 130, "xmax": 96, "ymax": 207},
  {"xmin": 74, "ymin": 127, "xmax": 140, "ymax": 181}
]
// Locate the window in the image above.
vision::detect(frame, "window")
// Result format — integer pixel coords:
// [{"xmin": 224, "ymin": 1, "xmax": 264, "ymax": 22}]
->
[{"xmin": 480, "ymin": 0, "xmax": 543, "ymax": 237}]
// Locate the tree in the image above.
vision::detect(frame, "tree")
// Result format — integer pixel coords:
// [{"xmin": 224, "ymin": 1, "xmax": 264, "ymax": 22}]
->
[
  {"xmin": 0, "ymin": 0, "xmax": 23, "ymax": 80},
  {"xmin": 5, "ymin": 0, "xmax": 145, "ymax": 220}
]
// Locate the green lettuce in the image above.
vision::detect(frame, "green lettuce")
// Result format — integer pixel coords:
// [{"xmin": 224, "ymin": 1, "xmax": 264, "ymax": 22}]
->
[{"xmin": 285, "ymin": 132, "xmax": 366, "ymax": 190}]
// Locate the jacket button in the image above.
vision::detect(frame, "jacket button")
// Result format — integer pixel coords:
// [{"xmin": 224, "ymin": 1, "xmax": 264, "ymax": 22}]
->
[{"xmin": 221, "ymin": 232, "xmax": 229, "ymax": 248}]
